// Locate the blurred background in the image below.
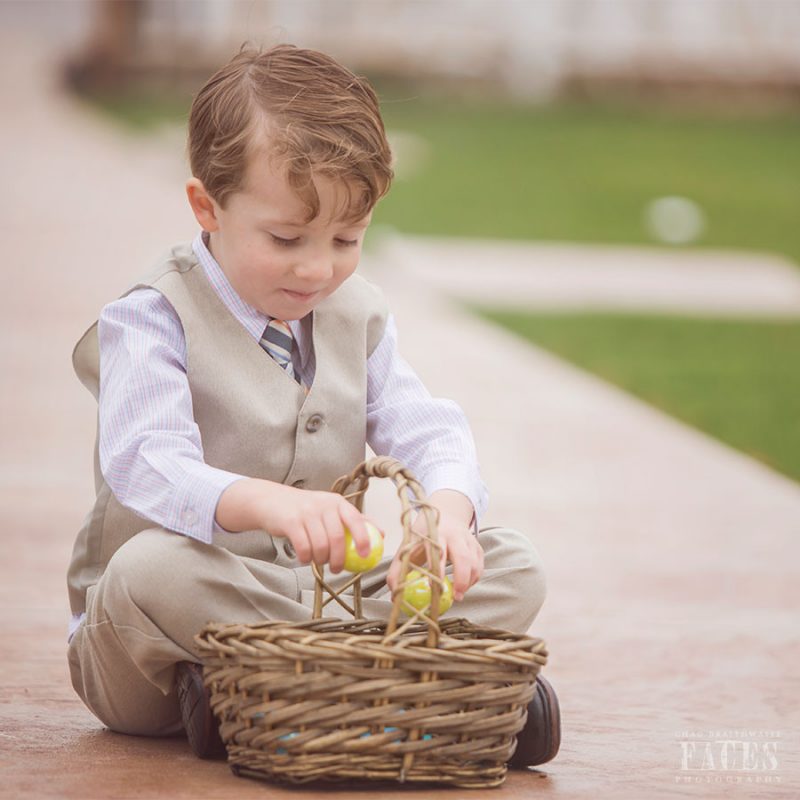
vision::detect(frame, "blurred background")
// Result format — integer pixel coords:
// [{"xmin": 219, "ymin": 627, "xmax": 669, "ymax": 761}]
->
[{"xmin": 3, "ymin": 0, "xmax": 799, "ymax": 484}]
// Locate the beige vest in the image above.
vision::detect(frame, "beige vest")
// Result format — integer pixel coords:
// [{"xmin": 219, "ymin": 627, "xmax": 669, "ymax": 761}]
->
[{"xmin": 67, "ymin": 242, "xmax": 388, "ymax": 616}]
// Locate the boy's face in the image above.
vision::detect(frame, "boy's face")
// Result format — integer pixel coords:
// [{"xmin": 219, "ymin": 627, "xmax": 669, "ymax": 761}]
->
[{"xmin": 189, "ymin": 153, "xmax": 371, "ymax": 321}]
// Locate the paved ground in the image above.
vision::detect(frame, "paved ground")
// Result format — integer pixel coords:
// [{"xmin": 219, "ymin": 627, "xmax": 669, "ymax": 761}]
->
[
  {"xmin": 377, "ymin": 235, "xmax": 800, "ymax": 316},
  {"xmin": 2, "ymin": 20, "xmax": 799, "ymax": 800}
]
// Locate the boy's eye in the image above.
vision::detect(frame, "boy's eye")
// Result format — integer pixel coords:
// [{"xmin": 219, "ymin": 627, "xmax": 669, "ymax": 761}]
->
[
  {"xmin": 269, "ymin": 232, "xmax": 359, "ymax": 248},
  {"xmin": 270, "ymin": 234, "xmax": 300, "ymax": 247}
]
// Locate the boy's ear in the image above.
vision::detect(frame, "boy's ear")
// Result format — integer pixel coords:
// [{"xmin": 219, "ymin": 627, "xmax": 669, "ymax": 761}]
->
[{"xmin": 185, "ymin": 178, "xmax": 220, "ymax": 232}]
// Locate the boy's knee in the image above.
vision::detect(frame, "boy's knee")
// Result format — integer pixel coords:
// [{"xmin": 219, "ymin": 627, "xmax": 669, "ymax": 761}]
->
[
  {"xmin": 101, "ymin": 528, "xmax": 198, "ymax": 615},
  {"xmin": 479, "ymin": 526, "xmax": 547, "ymax": 629}
]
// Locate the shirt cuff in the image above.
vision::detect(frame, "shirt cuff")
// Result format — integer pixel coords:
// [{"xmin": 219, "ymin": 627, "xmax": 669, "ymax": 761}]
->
[
  {"xmin": 167, "ymin": 464, "xmax": 247, "ymax": 544},
  {"xmin": 418, "ymin": 464, "xmax": 489, "ymax": 527}
]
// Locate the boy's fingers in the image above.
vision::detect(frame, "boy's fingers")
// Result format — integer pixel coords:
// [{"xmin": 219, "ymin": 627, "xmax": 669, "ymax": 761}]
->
[
  {"xmin": 304, "ymin": 518, "xmax": 330, "ymax": 567},
  {"xmin": 386, "ymin": 557, "xmax": 399, "ymax": 593},
  {"xmin": 408, "ymin": 541, "xmax": 427, "ymax": 570},
  {"xmin": 449, "ymin": 541, "xmax": 470, "ymax": 601},
  {"xmin": 289, "ymin": 527, "xmax": 312, "ymax": 564},
  {"xmin": 324, "ymin": 509, "xmax": 346, "ymax": 573},
  {"xmin": 437, "ymin": 542, "xmax": 448, "ymax": 580},
  {"xmin": 465, "ymin": 537, "xmax": 482, "ymax": 589},
  {"xmin": 390, "ymin": 544, "xmax": 424, "ymax": 594},
  {"xmin": 339, "ymin": 502, "xmax": 372, "ymax": 557},
  {"xmin": 473, "ymin": 538, "xmax": 485, "ymax": 585},
  {"xmin": 469, "ymin": 559, "xmax": 481, "ymax": 590}
]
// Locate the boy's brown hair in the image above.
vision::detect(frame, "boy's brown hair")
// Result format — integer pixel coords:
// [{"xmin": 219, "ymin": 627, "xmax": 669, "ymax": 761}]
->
[{"xmin": 188, "ymin": 44, "xmax": 394, "ymax": 222}]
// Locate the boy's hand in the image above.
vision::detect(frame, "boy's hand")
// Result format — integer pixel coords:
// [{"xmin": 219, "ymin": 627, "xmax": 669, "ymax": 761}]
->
[
  {"xmin": 215, "ymin": 478, "xmax": 379, "ymax": 573},
  {"xmin": 386, "ymin": 490, "xmax": 483, "ymax": 603}
]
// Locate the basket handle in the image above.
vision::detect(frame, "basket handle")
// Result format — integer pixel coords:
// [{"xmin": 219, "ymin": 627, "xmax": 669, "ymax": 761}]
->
[{"xmin": 312, "ymin": 456, "xmax": 446, "ymax": 647}]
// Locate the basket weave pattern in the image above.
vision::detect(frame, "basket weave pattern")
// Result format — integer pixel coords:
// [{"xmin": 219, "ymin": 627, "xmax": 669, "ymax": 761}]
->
[{"xmin": 195, "ymin": 457, "xmax": 548, "ymax": 788}]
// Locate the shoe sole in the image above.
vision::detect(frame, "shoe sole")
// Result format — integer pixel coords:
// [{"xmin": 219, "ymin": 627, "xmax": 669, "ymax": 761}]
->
[
  {"xmin": 529, "ymin": 675, "xmax": 561, "ymax": 766},
  {"xmin": 176, "ymin": 663, "xmax": 227, "ymax": 760}
]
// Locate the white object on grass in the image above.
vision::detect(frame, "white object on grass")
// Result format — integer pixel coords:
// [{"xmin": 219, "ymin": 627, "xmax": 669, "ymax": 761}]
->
[{"xmin": 645, "ymin": 196, "xmax": 706, "ymax": 245}]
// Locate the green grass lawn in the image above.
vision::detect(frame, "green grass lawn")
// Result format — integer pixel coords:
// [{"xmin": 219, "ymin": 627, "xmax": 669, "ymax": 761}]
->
[
  {"xmin": 83, "ymin": 88, "xmax": 192, "ymax": 131},
  {"xmin": 475, "ymin": 310, "xmax": 800, "ymax": 483},
  {"xmin": 377, "ymin": 98, "xmax": 800, "ymax": 265}
]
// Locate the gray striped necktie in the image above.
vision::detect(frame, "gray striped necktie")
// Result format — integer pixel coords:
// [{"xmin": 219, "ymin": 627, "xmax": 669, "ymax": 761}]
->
[{"xmin": 259, "ymin": 318, "xmax": 298, "ymax": 383}]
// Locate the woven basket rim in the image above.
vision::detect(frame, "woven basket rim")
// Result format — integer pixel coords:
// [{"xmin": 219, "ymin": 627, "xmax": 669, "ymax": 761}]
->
[
  {"xmin": 195, "ymin": 617, "xmax": 548, "ymax": 673},
  {"xmin": 197, "ymin": 616, "xmax": 546, "ymax": 647}
]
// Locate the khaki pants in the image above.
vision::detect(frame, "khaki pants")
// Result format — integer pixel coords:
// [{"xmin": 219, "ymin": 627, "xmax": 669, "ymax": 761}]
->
[{"xmin": 67, "ymin": 526, "xmax": 546, "ymax": 737}]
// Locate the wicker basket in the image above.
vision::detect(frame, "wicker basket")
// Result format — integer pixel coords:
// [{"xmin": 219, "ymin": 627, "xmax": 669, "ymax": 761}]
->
[{"xmin": 195, "ymin": 456, "xmax": 548, "ymax": 789}]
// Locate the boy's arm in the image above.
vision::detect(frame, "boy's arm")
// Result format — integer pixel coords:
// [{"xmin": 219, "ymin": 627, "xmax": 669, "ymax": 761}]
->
[
  {"xmin": 214, "ymin": 477, "xmax": 374, "ymax": 571},
  {"xmin": 366, "ymin": 314, "xmax": 488, "ymax": 524},
  {"xmin": 98, "ymin": 290, "xmax": 251, "ymax": 543},
  {"xmin": 385, "ymin": 487, "xmax": 485, "ymax": 602},
  {"xmin": 366, "ymin": 314, "xmax": 488, "ymax": 599}
]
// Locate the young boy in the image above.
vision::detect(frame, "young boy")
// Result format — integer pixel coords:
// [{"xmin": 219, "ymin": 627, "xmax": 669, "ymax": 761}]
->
[{"xmin": 67, "ymin": 44, "xmax": 559, "ymax": 768}]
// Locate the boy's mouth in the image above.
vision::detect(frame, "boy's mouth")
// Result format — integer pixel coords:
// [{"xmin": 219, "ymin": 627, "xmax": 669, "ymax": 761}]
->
[{"xmin": 282, "ymin": 289, "xmax": 320, "ymax": 302}]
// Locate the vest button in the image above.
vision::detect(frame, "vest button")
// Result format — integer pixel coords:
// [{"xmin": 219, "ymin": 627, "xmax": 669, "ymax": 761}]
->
[
  {"xmin": 283, "ymin": 541, "xmax": 296, "ymax": 558},
  {"xmin": 305, "ymin": 414, "xmax": 324, "ymax": 433},
  {"xmin": 292, "ymin": 479, "xmax": 306, "ymax": 488}
]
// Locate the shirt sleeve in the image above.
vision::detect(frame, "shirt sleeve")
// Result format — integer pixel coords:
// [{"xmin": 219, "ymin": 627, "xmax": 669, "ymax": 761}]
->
[
  {"xmin": 366, "ymin": 314, "xmax": 489, "ymax": 522},
  {"xmin": 97, "ymin": 288, "xmax": 246, "ymax": 543}
]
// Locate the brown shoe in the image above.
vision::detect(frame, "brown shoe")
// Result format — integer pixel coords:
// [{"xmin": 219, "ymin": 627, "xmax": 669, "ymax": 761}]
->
[
  {"xmin": 508, "ymin": 675, "xmax": 561, "ymax": 769},
  {"xmin": 175, "ymin": 661, "xmax": 227, "ymax": 760}
]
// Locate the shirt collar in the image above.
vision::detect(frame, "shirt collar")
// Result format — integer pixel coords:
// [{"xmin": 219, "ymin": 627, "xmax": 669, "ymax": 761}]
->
[{"xmin": 192, "ymin": 231, "xmax": 312, "ymax": 369}]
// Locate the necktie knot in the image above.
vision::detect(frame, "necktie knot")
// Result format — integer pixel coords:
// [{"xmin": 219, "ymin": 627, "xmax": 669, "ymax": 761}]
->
[{"xmin": 260, "ymin": 318, "xmax": 298, "ymax": 382}]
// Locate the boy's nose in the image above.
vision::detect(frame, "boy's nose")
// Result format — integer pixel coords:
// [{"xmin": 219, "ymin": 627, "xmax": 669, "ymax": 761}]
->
[{"xmin": 294, "ymin": 254, "xmax": 334, "ymax": 283}]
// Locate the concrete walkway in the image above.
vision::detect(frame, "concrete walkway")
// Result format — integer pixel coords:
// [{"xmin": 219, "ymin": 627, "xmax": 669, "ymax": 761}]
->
[
  {"xmin": 376, "ymin": 234, "xmax": 800, "ymax": 316},
  {"xmin": 2, "ymin": 23, "xmax": 798, "ymax": 800}
]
